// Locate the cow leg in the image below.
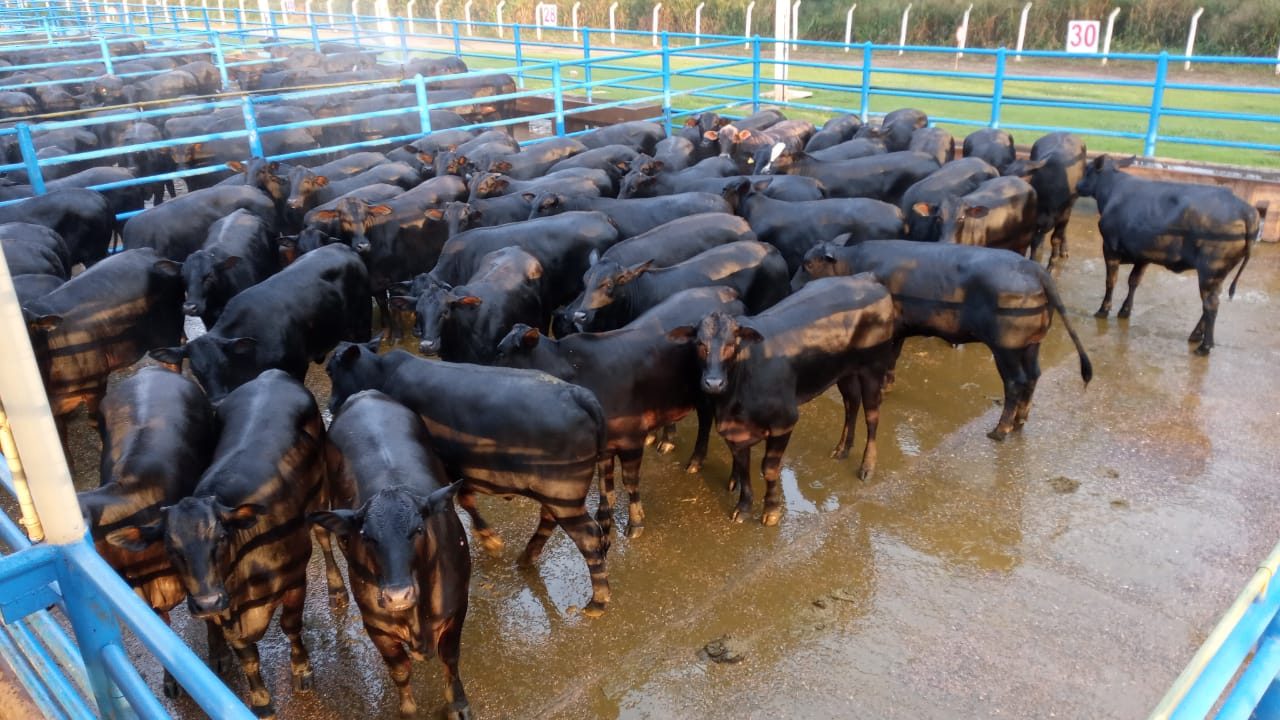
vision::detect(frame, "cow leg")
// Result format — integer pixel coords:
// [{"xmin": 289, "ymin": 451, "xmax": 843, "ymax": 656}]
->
[
  {"xmin": 1014, "ymin": 343, "xmax": 1042, "ymax": 428},
  {"xmin": 157, "ymin": 610, "xmax": 182, "ymax": 699},
  {"xmin": 857, "ymin": 369, "xmax": 886, "ymax": 480},
  {"xmin": 1117, "ymin": 262, "xmax": 1148, "ymax": 318},
  {"xmin": 987, "ymin": 348, "xmax": 1027, "ymax": 441},
  {"xmin": 228, "ymin": 638, "xmax": 275, "ymax": 718},
  {"xmin": 548, "ymin": 503, "xmax": 610, "ymax": 616},
  {"xmin": 830, "ymin": 376, "xmax": 862, "ymax": 460},
  {"xmin": 1048, "ymin": 217, "xmax": 1070, "ymax": 266},
  {"xmin": 759, "ymin": 432, "xmax": 793, "ymax": 527},
  {"xmin": 519, "ymin": 505, "xmax": 558, "ymax": 565},
  {"xmin": 1191, "ymin": 272, "xmax": 1223, "ymax": 355},
  {"xmin": 206, "ymin": 619, "xmax": 234, "ymax": 673},
  {"xmin": 368, "ymin": 630, "xmax": 416, "ymax": 717},
  {"xmin": 883, "ymin": 336, "xmax": 906, "ymax": 392},
  {"xmin": 618, "ymin": 448, "xmax": 646, "ymax": 538},
  {"xmin": 434, "ymin": 617, "xmax": 471, "ymax": 720},
  {"xmin": 280, "ymin": 586, "xmax": 313, "ymax": 691},
  {"xmin": 457, "ymin": 487, "xmax": 503, "ymax": 555},
  {"xmin": 595, "ymin": 454, "xmax": 617, "ymax": 549},
  {"xmin": 1029, "ymin": 230, "xmax": 1048, "ymax": 265},
  {"xmin": 1095, "ymin": 253, "xmax": 1121, "ymax": 318},
  {"xmin": 164, "ymin": 179, "xmax": 177, "ymax": 202},
  {"xmin": 654, "ymin": 424, "xmax": 677, "ymax": 454},
  {"xmin": 685, "ymin": 399, "xmax": 714, "ymax": 474},
  {"xmin": 312, "ymin": 525, "xmax": 349, "ymax": 610},
  {"xmin": 727, "ymin": 440, "xmax": 754, "ymax": 522}
]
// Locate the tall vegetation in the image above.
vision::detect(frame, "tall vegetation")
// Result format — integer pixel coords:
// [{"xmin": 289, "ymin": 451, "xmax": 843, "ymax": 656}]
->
[{"xmin": 398, "ymin": 0, "xmax": 1280, "ymax": 57}]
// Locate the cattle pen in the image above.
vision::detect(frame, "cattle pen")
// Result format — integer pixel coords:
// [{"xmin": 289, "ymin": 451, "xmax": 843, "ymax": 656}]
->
[{"xmin": 1, "ymin": 1, "xmax": 1280, "ymax": 718}]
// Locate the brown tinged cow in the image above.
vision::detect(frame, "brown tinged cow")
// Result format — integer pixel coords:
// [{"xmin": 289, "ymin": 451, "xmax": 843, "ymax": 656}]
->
[
  {"xmin": 760, "ymin": 146, "xmax": 940, "ymax": 205},
  {"xmin": 181, "ymin": 208, "xmax": 279, "ymax": 329},
  {"xmin": 325, "ymin": 341, "xmax": 613, "ymax": 616},
  {"xmin": 792, "ymin": 240, "xmax": 1093, "ymax": 440},
  {"xmin": 738, "ymin": 191, "xmax": 906, "ymax": 274},
  {"xmin": 0, "ymin": 188, "xmax": 115, "ymax": 268},
  {"xmin": 963, "ymin": 127, "xmax": 1017, "ymax": 173},
  {"xmin": 1003, "ymin": 131, "xmax": 1087, "ymax": 266},
  {"xmin": 494, "ymin": 286, "xmax": 747, "ymax": 537},
  {"xmin": 917, "ymin": 176, "xmax": 1038, "ymax": 255},
  {"xmin": 667, "ymin": 275, "xmax": 898, "ymax": 525},
  {"xmin": 900, "ymin": 157, "xmax": 1000, "ymax": 242},
  {"xmin": 103, "ymin": 370, "xmax": 343, "ymax": 720},
  {"xmin": 310, "ymin": 390, "xmax": 471, "ymax": 720},
  {"xmin": 1075, "ymin": 154, "xmax": 1264, "ymax": 355},
  {"xmin": 77, "ymin": 366, "xmax": 218, "ymax": 700}
]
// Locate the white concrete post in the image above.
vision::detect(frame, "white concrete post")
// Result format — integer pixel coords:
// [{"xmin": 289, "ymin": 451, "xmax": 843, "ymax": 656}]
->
[
  {"xmin": 496, "ymin": 0, "xmax": 505, "ymax": 37},
  {"xmin": 464, "ymin": 0, "xmax": 473, "ymax": 34},
  {"xmin": 774, "ymin": 0, "xmax": 790, "ymax": 100},
  {"xmin": 843, "ymin": 3, "xmax": 855, "ymax": 52},
  {"xmin": 1101, "ymin": 7, "xmax": 1121, "ymax": 65},
  {"xmin": 651, "ymin": 3, "xmax": 661, "ymax": 47},
  {"xmin": 1184, "ymin": 7, "xmax": 1204, "ymax": 71},
  {"xmin": 238, "ymin": 0, "xmax": 246, "ymax": 23},
  {"xmin": 694, "ymin": 2, "xmax": 704, "ymax": 45},
  {"xmin": 791, "ymin": 0, "xmax": 800, "ymax": 49},
  {"xmin": 434, "ymin": 0, "xmax": 443, "ymax": 33},
  {"xmin": 180, "ymin": 0, "xmax": 189, "ymax": 22},
  {"xmin": 956, "ymin": 3, "xmax": 972, "ymax": 59},
  {"xmin": 535, "ymin": 2, "xmax": 544, "ymax": 39},
  {"xmin": 609, "ymin": 1, "xmax": 618, "ymax": 43},
  {"xmin": 1014, "ymin": 1, "xmax": 1030, "ymax": 60},
  {"xmin": 744, "ymin": 0, "xmax": 755, "ymax": 48},
  {"xmin": 326, "ymin": 0, "xmax": 334, "ymax": 24},
  {"xmin": 405, "ymin": 0, "xmax": 415, "ymax": 32},
  {"xmin": 305, "ymin": 0, "xmax": 313, "ymax": 20},
  {"xmin": 897, "ymin": 3, "xmax": 911, "ymax": 55},
  {"xmin": 351, "ymin": 0, "xmax": 360, "ymax": 21},
  {"xmin": 572, "ymin": 1, "xmax": 580, "ymax": 41}
]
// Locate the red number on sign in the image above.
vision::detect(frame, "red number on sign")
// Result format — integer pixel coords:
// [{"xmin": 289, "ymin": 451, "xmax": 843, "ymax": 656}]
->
[{"xmin": 1069, "ymin": 24, "xmax": 1084, "ymax": 47}]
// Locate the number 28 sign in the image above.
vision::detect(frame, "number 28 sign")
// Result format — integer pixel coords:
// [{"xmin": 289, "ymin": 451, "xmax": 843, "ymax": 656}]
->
[{"xmin": 1066, "ymin": 20, "xmax": 1100, "ymax": 53}]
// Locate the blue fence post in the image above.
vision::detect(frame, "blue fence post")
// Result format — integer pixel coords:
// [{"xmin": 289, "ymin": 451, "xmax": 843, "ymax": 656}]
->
[
  {"xmin": 859, "ymin": 41, "xmax": 873, "ymax": 122},
  {"xmin": 452, "ymin": 19, "xmax": 461, "ymax": 56},
  {"xmin": 414, "ymin": 73, "xmax": 432, "ymax": 134},
  {"xmin": 352, "ymin": 12, "xmax": 361, "ymax": 43},
  {"xmin": 661, "ymin": 32, "xmax": 672, "ymax": 136},
  {"xmin": 124, "ymin": 4, "xmax": 134, "ymax": 34},
  {"xmin": 398, "ymin": 17, "xmax": 409, "ymax": 63},
  {"xmin": 513, "ymin": 23, "xmax": 524, "ymax": 88},
  {"xmin": 57, "ymin": 574, "xmax": 132, "ymax": 720},
  {"xmin": 140, "ymin": 1, "xmax": 151, "ymax": 33},
  {"xmin": 1145, "ymin": 50, "xmax": 1168, "ymax": 157},
  {"xmin": 98, "ymin": 35, "xmax": 114, "ymax": 75},
  {"xmin": 241, "ymin": 96, "xmax": 264, "ymax": 158},
  {"xmin": 991, "ymin": 46, "xmax": 1006, "ymax": 128},
  {"xmin": 233, "ymin": 7, "xmax": 243, "ymax": 41},
  {"xmin": 169, "ymin": 6, "xmax": 179, "ymax": 33},
  {"xmin": 750, "ymin": 36, "xmax": 761, "ymax": 113},
  {"xmin": 310, "ymin": 17, "xmax": 321, "ymax": 50},
  {"xmin": 16, "ymin": 124, "xmax": 46, "ymax": 195},
  {"xmin": 269, "ymin": 9, "xmax": 279, "ymax": 40},
  {"xmin": 583, "ymin": 27, "xmax": 592, "ymax": 103},
  {"xmin": 202, "ymin": 6, "xmax": 211, "ymax": 32},
  {"xmin": 552, "ymin": 60, "xmax": 565, "ymax": 136},
  {"xmin": 212, "ymin": 32, "xmax": 230, "ymax": 90}
]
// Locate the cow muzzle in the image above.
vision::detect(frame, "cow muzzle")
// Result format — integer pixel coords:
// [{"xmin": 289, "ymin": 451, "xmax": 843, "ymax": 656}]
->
[
  {"xmin": 702, "ymin": 375, "xmax": 727, "ymax": 394},
  {"xmin": 189, "ymin": 591, "xmax": 230, "ymax": 617},
  {"xmin": 572, "ymin": 310, "xmax": 588, "ymax": 325},
  {"xmin": 378, "ymin": 583, "xmax": 418, "ymax": 611},
  {"xmin": 354, "ymin": 240, "xmax": 372, "ymax": 254},
  {"xmin": 419, "ymin": 339, "xmax": 440, "ymax": 355},
  {"xmin": 182, "ymin": 302, "xmax": 202, "ymax": 316}
]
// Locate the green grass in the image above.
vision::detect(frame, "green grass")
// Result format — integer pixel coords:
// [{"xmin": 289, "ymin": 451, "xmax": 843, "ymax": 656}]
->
[{"xmin": 450, "ymin": 43, "xmax": 1280, "ymax": 169}]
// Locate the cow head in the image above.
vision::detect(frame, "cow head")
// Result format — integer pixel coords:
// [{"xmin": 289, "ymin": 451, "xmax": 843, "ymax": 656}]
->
[
  {"xmin": 758, "ymin": 143, "xmax": 802, "ymax": 175},
  {"xmin": 710, "ymin": 124, "xmax": 740, "ymax": 158},
  {"xmin": 935, "ymin": 197, "xmax": 990, "ymax": 244},
  {"xmin": 150, "ymin": 335, "xmax": 257, "ymax": 402},
  {"xmin": 181, "ymin": 250, "xmax": 240, "ymax": 318},
  {"xmin": 469, "ymin": 172, "xmax": 509, "ymax": 200},
  {"xmin": 325, "ymin": 338, "xmax": 388, "ymax": 414},
  {"xmin": 529, "ymin": 192, "xmax": 569, "ymax": 220},
  {"xmin": 493, "ymin": 323, "xmax": 553, "ymax": 369},
  {"xmin": 1076, "ymin": 154, "xmax": 1135, "ymax": 198},
  {"xmin": 441, "ymin": 201, "xmax": 478, "ymax": 238},
  {"xmin": 572, "ymin": 259, "xmax": 653, "ymax": 330},
  {"xmin": 310, "ymin": 198, "xmax": 392, "ymax": 254},
  {"xmin": 617, "ymin": 169, "xmax": 657, "ymax": 199},
  {"xmin": 309, "ymin": 482, "xmax": 461, "ymax": 612},
  {"xmin": 1001, "ymin": 157, "xmax": 1047, "ymax": 181},
  {"xmin": 389, "ymin": 276, "xmax": 480, "ymax": 357},
  {"xmin": 106, "ymin": 496, "xmax": 265, "ymax": 619},
  {"xmin": 794, "ymin": 243, "xmax": 852, "ymax": 292},
  {"xmin": 666, "ymin": 311, "xmax": 761, "ymax": 395},
  {"xmin": 286, "ymin": 165, "xmax": 327, "ymax": 210},
  {"xmin": 227, "ymin": 158, "xmax": 287, "ymax": 203}
]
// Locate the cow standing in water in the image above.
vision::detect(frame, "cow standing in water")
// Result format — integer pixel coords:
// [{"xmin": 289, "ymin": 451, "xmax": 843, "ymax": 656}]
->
[{"xmin": 1076, "ymin": 155, "xmax": 1264, "ymax": 355}]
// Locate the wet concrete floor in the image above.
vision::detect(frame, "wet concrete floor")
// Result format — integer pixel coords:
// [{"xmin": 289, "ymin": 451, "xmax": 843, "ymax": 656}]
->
[{"xmin": 59, "ymin": 205, "xmax": 1280, "ymax": 719}]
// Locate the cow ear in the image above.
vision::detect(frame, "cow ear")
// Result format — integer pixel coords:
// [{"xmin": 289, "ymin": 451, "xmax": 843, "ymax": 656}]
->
[
  {"xmin": 417, "ymin": 152, "xmax": 434, "ymax": 165},
  {"xmin": 912, "ymin": 202, "xmax": 935, "ymax": 217},
  {"xmin": 519, "ymin": 192, "xmax": 535, "ymax": 202},
  {"xmin": 420, "ymin": 480, "xmax": 463, "ymax": 516},
  {"xmin": 193, "ymin": 143, "xmax": 203, "ymax": 152},
  {"xmin": 148, "ymin": 345, "xmax": 187, "ymax": 365},
  {"xmin": 315, "ymin": 175, "xmax": 329, "ymax": 187},
  {"xmin": 225, "ymin": 160, "xmax": 245, "ymax": 172},
  {"xmin": 703, "ymin": 131, "xmax": 718, "ymax": 141},
  {"xmin": 336, "ymin": 342, "xmax": 363, "ymax": 368},
  {"xmin": 683, "ymin": 117, "xmax": 698, "ymax": 127},
  {"xmin": 1024, "ymin": 159, "xmax": 1048, "ymax": 173},
  {"xmin": 105, "ymin": 522, "xmax": 164, "ymax": 552},
  {"xmin": 735, "ymin": 325, "xmax": 764, "ymax": 344},
  {"xmin": 28, "ymin": 314, "xmax": 62, "ymax": 332},
  {"xmin": 617, "ymin": 260, "xmax": 653, "ymax": 285},
  {"xmin": 308, "ymin": 509, "xmax": 359, "ymax": 537},
  {"xmin": 424, "ymin": 208, "xmax": 443, "ymax": 221},
  {"xmin": 520, "ymin": 326, "xmax": 541, "ymax": 348},
  {"xmin": 151, "ymin": 259, "xmax": 182, "ymax": 277},
  {"xmin": 268, "ymin": 161, "xmax": 279, "ymax": 172},
  {"xmin": 666, "ymin": 325, "xmax": 697, "ymax": 343},
  {"xmin": 492, "ymin": 161, "xmax": 512, "ymax": 173},
  {"xmin": 966, "ymin": 205, "xmax": 990, "ymax": 219},
  {"xmin": 388, "ymin": 295, "xmax": 416, "ymax": 312},
  {"xmin": 736, "ymin": 129, "xmax": 753, "ymax": 142},
  {"xmin": 364, "ymin": 335, "xmax": 383, "ymax": 354},
  {"xmin": 368, "ymin": 205, "xmax": 393, "ymax": 217},
  {"xmin": 217, "ymin": 255, "xmax": 242, "ymax": 272},
  {"xmin": 587, "ymin": 249, "xmax": 600, "ymax": 266},
  {"xmin": 218, "ymin": 503, "xmax": 265, "ymax": 530},
  {"xmin": 453, "ymin": 295, "xmax": 483, "ymax": 307},
  {"xmin": 1117, "ymin": 155, "xmax": 1137, "ymax": 168},
  {"xmin": 312, "ymin": 209, "xmax": 338, "ymax": 222},
  {"xmin": 225, "ymin": 337, "xmax": 257, "ymax": 356}
]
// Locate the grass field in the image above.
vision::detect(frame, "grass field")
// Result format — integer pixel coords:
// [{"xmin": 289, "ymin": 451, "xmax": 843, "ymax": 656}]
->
[{"xmin": 451, "ymin": 40, "xmax": 1280, "ymax": 169}]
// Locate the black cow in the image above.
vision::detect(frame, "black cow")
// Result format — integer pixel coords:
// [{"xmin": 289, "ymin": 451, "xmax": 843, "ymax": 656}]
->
[
  {"xmin": 151, "ymin": 243, "xmax": 371, "ymax": 400},
  {"xmin": 762, "ymin": 147, "xmax": 940, "ymax": 204},
  {"xmin": 805, "ymin": 114, "xmax": 863, "ymax": 152},
  {"xmin": 793, "ymin": 240, "xmax": 1093, "ymax": 439},
  {"xmin": 1076, "ymin": 155, "xmax": 1264, "ymax": 355},
  {"xmin": 121, "ymin": 121, "xmax": 178, "ymax": 206},
  {"xmin": 963, "ymin": 127, "xmax": 1017, "ymax": 172},
  {"xmin": 105, "ymin": 370, "xmax": 340, "ymax": 719},
  {"xmin": 122, "ymin": 185, "xmax": 276, "ymax": 262},
  {"xmin": 182, "ymin": 209, "xmax": 279, "ymax": 328},
  {"xmin": 576, "ymin": 120, "xmax": 665, "ymax": 155},
  {"xmin": 652, "ymin": 136, "xmax": 697, "ymax": 171},
  {"xmin": 326, "ymin": 342, "xmax": 613, "ymax": 615},
  {"xmin": 487, "ymin": 137, "xmax": 588, "ymax": 179},
  {"xmin": 0, "ymin": 189, "xmax": 114, "ymax": 267},
  {"xmin": 739, "ymin": 192, "xmax": 905, "ymax": 273},
  {"xmin": 310, "ymin": 390, "xmax": 470, "ymax": 720},
  {"xmin": 1003, "ymin": 131, "xmax": 1087, "ymax": 266},
  {"xmin": 667, "ymin": 274, "xmax": 897, "ymax": 524},
  {"xmin": 867, "ymin": 107, "xmax": 928, "ymax": 151},
  {"xmin": 716, "ymin": 119, "xmax": 815, "ymax": 173},
  {"xmin": 546, "ymin": 144, "xmax": 640, "ymax": 191},
  {"xmin": 23, "ymin": 248, "xmax": 185, "ymax": 439},
  {"xmin": 77, "ymin": 366, "xmax": 217, "ymax": 700},
  {"xmin": 439, "ymin": 195, "xmax": 534, "ymax": 237},
  {"xmin": 917, "ymin": 176, "xmax": 1038, "ymax": 255},
  {"xmin": 13, "ymin": 274, "xmax": 65, "ymax": 306},
  {"xmin": 529, "ymin": 191, "xmax": 731, "ymax": 239},
  {"xmin": 901, "ymin": 157, "xmax": 1000, "ymax": 242},
  {"xmin": 1, "ymin": 223, "xmax": 69, "ymax": 278},
  {"xmin": 806, "ymin": 138, "xmax": 888, "ymax": 162},
  {"xmin": 908, "ymin": 126, "xmax": 955, "ymax": 165},
  {"xmin": 495, "ymin": 286, "xmax": 745, "ymax": 535},
  {"xmin": 571, "ymin": 240, "xmax": 789, "ymax": 333},
  {"xmin": 285, "ymin": 161, "xmax": 420, "ymax": 224},
  {"xmin": 468, "ymin": 168, "xmax": 609, "ymax": 201}
]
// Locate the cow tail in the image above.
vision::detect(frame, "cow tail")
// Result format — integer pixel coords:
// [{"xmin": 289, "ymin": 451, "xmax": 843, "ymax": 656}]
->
[
  {"xmin": 1230, "ymin": 202, "xmax": 1266, "ymax": 300},
  {"xmin": 1037, "ymin": 267, "xmax": 1093, "ymax": 385},
  {"xmin": 570, "ymin": 385, "xmax": 610, "ymax": 481}
]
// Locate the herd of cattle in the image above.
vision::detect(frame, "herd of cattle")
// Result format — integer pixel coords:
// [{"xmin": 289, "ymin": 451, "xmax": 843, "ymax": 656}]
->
[{"xmin": 0, "ymin": 41, "xmax": 1269, "ymax": 719}]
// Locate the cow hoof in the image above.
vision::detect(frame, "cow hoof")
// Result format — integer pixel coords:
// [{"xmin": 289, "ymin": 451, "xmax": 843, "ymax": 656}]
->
[
  {"xmin": 446, "ymin": 704, "xmax": 473, "ymax": 720},
  {"xmin": 625, "ymin": 522, "xmax": 644, "ymax": 539},
  {"xmin": 1194, "ymin": 345, "xmax": 1212, "ymax": 356},
  {"xmin": 581, "ymin": 601, "xmax": 608, "ymax": 618},
  {"xmin": 986, "ymin": 428, "xmax": 1008, "ymax": 442},
  {"xmin": 1094, "ymin": 309, "xmax": 1109, "ymax": 319},
  {"xmin": 684, "ymin": 459, "xmax": 703, "ymax": 474},
  {"xmin": 517, "ymin": 549, "xmax": 541, "ymax": 567},
  {"xmin": 761, "ymin": 509, "xmax": 781, "ymax": 527},
  {"xmin": 858, "ymin": 464, "xmax": 874, "ymax": 481},
  {"xmin": 328, "ymin": 590, "xmax": 349, "ymax": 612},
  {"xmin": 163, "ymin": 675, "xmax": 182, "ymax": 700},
  {"xmin": 1117, "ymin": 308, "xmax": 1132, "ymax": 319},
  {"xmin": 479, "ymin": 534, "xmax": 505, "ymax": 556},
  {"xmin": 1188, "ymin": 331, "xmax": 1205, "ymax": 343},
  {"xmin": 655, "ymin": 440, "xmax": 676, "ymax": 455},
  {"xmin": 731, "ymin": 507, "xmax": 748, "ymax": 524},
  {"xmin": 397, "ymin": 701, "xmax": 418, "ymax": 718},
  {"xmin": 293, "ymin": 669, "xmax": 314, "ymax": 692},
  {"xmin": 643, "ymin": 433, "xmax": 657, "ymax": 447},
  {"xmin": 830, "ymin": 446, "xmax": 850, "ymax": 460},
  {"xmin": 251, "ymin": 704, "xmax": 276, "ymax": 720}
]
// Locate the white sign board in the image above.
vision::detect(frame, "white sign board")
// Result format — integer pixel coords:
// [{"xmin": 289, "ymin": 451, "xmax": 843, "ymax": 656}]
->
[
  {"xmin": 1066, "ymin": 20, "xmax": 1100, "ymax": 53},
  {"xmin": 540, "ymin": 4, "xmax": 557, "ymax": 26}
]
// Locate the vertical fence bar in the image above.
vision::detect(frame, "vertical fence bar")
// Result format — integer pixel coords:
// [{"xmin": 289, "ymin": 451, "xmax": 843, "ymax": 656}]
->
[
  {"xmin": 1145, "ymin": 50, "xmax": 1167, "ymax": 157},
  {"xmin": 451, "ymin": 18, "xmax": 461, "ymax": 55},
  {"xmin": 398, "ymin": 16, "xmax": 409, "ymax": 62},
  {"xmin": 582, "ymin": 26, "xmax": 592, "ymax": 102},
  {"xmin": 551, "ymin": 60, "xmax": 565, "ymax": 136},
  {"xmin": 15, "ymin": 125, "xmax": 46, "ymax": 195},
  {"xmin": 212, "ymin": 31, "xmax": 230, "ymax": 89},
  {"xmin": 990, "ymin": 46, "xmax": 1006, "ymax": 127},
  {"xmin": 859, "ymin": 40, "xmax": 872, "ymax": 122},
  {"xmin": 513, "ymin": 23, "xmax": 524, "ymax": 88},
  {"xmin": 202, "ymin": 5, "xmax": 210, "ymax": 32},
  {"xmin": 750, "ymin": 36, "xmax": 761, "ymax": 113},
  {"xmin": 58, "ymin": 579, "xmax": 131, "ymax": 720},
  {"xmin": 414, "ymin": 73, "xmax": 432, "ymax": 134},
  {"xmin": 241, "ymin": 95, "xmax": 264, "ymax": 158},
  {"xmin": 98, "ymin": 35, "xmax": 114, "ymax": 74},
  {"xmin": 660, "ymin": 32, "xmax": 672, "ymax": 136},
  {"xmin": 310, "ymin": 18, "xmax": 321, "ymax": 49}
]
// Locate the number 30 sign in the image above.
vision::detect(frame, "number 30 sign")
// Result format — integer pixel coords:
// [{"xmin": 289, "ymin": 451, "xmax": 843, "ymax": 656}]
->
[{"xmin": 1066, "ymin": 20, "xmax": 1100, "ymax": 53}]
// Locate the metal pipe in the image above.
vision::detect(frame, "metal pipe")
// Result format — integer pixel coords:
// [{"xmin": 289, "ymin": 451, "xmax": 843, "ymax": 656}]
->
[
  {"xmin": 843, "ymin": 3, "xmax": 855, "ymax": 52},
  {"xmin": 859, "ymin": 40, "xmax": 871, "ymax": 121},
  {"xmin": 1144, "ymin": 50, "xmax": 1168, "ymax": 157},
  {"xmin": 773, "ymin": 0, "xmax": 790, "ymax": 100},
  {"xmin": 790, "ymin": 0, "xmax": 800, "ymax": 49},
  {"xmin": 651, "ymin": 2, "xmax": 661, "ymax": 47},
  {"xmin": 552, "ymin": 60, "xmax": 565, "ymax": 136},
  {"xmin": 0, "ymin": 401, "xmax": 44, "ymax": 542},
  {"xmin": 434, "ymin": 0, "xmax": 442, "ymax": 33},
  {"xmin": 535, "ymin": 1, "xmax": 544, "ymax": 40},
  {"xmin": 1101, "ymin": 7, "xmax": 1121, "ymax": 66},
  {"xmin": 10, "ymin": 622, "xmax": 96, "ymax": 719},
  {"xmin": 414, "ymin": 73, "xmax": 431, "ymax": 133},
  {"xmin": 608, "ymin": 1, "xmax": 617, "ymax": 43},
  {"xmin": 990, "ymin": 45, "xmax": 1006, "ymax": 127},
  {"xmin": 743, "ymin": 0, "xmax": 754, "ymax": 49},
  {"xmin": 405, "ymin": 0, "xmax": 414, "ymax": 33},
  {"xmin": 495, "ymin": 0, "xmax": 503, "ymax": 37},
  {"xmin": 897, "ymin": 2, "xmax": 911, "ymax": 55},
  {"xmin": 101, "ymin": 643, "xmax": 168, "ymax": 719},
  {"xmin": 463, "ymin": 0, "xmax": 472, "ymax": 34},
  {"xmin": 1184, "ymin": 6, "xmax": 1204, "ymax": 71},
  {"xmin": 572, "ymin": 1, "xmax": 579, "ymax": 41},
  {"xmin": 694, "ymin": 2, "xmax": 703, "ymax": 45},
  {"xmin": 956, "ymin": 3, "xmax": 972, "ymax": 61}
]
